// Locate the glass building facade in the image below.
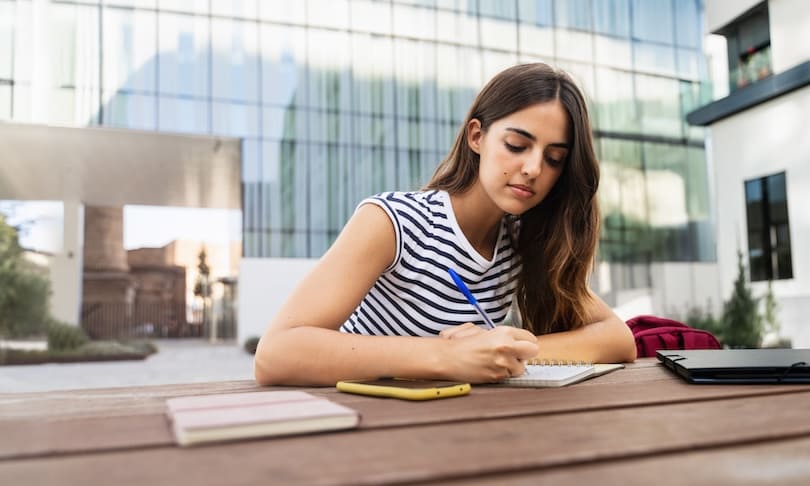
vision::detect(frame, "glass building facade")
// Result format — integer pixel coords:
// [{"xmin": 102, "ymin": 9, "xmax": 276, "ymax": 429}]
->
[{"xmin": 0, "ymin": 0, "xmax": 714, "ymax": 273}]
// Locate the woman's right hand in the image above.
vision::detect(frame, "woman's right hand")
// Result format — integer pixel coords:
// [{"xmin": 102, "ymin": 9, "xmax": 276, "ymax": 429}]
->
[{"xmin": 440, "ymin": 326, "xmax": 538, "ymax": 383}]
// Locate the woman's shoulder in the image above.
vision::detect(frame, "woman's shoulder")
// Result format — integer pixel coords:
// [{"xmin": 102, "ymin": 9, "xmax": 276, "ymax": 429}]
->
[
  {"xmin": 366, "ymin": 189, "xmax": 443, "ymax": 202},
  {"xmin": 364, "ymin": 190, "xmax": 448, "ymax": 214}
]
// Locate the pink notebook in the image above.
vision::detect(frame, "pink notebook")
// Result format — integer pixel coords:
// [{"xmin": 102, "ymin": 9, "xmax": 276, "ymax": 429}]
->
[{"xmin": 166, "ymin": 391, "xmax": 360, "ymax": 446}]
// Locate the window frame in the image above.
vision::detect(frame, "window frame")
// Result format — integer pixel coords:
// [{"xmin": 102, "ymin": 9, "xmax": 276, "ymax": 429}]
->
[{"xmin": 744, "ymin": 171, "xmax": 793, "ymax": 281}]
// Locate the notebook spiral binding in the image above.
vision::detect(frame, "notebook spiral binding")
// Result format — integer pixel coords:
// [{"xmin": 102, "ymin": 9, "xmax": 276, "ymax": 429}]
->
[{"xmin": 525, "ymin": 358, "xmax": 592, "ymax": 366}]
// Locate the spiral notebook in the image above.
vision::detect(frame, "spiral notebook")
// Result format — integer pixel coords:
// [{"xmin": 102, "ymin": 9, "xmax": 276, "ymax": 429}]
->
[{"xmin": 494, "ymin": 361, "xmax": 625, "ymax": 387}]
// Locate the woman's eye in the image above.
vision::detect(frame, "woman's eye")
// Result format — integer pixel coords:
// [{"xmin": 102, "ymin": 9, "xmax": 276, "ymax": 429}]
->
[
  {"xmin": 504, "ymin": 142, "xmax": 525, "ymax": 153},
  {"xmin": 545, "ymin": 156, "xmax": 563, "ymax": 168}
]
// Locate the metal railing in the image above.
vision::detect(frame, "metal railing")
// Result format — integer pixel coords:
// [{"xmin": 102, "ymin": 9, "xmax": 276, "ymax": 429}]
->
[{"xmin": 81, "ymin": 302, "xmax": 201, "ymax": 340}]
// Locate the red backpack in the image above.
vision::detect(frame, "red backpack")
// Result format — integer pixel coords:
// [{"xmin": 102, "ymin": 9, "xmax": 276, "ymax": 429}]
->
[{"xmin": 626, "ymin": 315, "xmax": 722, "ymax": 358}]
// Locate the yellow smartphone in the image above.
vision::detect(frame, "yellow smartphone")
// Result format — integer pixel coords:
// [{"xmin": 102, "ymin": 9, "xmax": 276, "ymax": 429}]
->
[{"xmin": 336, "ymin": 378, "xmax": 471, "ymax": 401}]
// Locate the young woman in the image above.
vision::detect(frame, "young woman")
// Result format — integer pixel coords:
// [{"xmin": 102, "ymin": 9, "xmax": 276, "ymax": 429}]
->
[{"xmin": 255, "ymin": 63, "xmax": 637, "ymax": 386}]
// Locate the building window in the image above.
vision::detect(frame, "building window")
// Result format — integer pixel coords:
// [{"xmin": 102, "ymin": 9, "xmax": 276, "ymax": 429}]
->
[
  {"xmin": 717, "ymin": 3, "xmax": 772, "ymax": 92},
  {"xmin": 745, "ymin": 172, "xmax": 792, "ymax": 281}
]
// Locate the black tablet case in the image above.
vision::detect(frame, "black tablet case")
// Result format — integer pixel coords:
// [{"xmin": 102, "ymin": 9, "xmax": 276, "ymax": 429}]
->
[{"xmin": 656, "ymin": 349, "xmax": 810, "ymax": 384}]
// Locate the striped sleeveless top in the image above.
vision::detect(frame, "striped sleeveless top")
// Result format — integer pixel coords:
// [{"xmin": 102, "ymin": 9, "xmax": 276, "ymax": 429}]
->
[{"xmin": 340, "ymin": 190, "xmax": 521, "ymax": 336}]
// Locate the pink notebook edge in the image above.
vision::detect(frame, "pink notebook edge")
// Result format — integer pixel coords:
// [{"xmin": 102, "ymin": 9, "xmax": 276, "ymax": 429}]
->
[{"xmin": 166, "ymin": 390, "xmax": 320, "ymax": 414}]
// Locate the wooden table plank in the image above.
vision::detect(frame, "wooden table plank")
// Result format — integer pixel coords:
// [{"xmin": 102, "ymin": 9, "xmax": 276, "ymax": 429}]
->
[
  {"xmin": 0, "ymin": 380, "xmax": 265, "ymax": 420},
  {"xmin": 2, "ymin": 390, "xmax": 809, "ymax": 485},
  {"xmin": 0, "ymin": 360, "xmax": 658, "ymax": 420},
  {"xmin": 4, "ymin": 360, "xmax": 810, "ymax": 460},
  {"xmin": 447, "ymin": 435, "xmax": 810, "ymax": 485}
]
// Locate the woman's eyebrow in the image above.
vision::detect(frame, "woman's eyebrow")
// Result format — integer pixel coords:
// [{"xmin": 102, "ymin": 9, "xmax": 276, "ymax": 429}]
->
[
  {"xmin": 505, "ymin": 127, "xmax": 535, "ymax": 141},
  {"xmin": 505, "ymin": 127, "xmax": 570, "ymax": 149}
]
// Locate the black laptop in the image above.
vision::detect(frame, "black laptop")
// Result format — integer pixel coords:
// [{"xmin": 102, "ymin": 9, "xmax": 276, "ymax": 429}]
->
[{"xmin": 657, "ymin": 349, "xmax": 810, "ymax": 384}]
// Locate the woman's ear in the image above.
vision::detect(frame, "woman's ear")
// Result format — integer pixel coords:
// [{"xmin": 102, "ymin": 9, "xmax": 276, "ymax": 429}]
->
[{"xmin": 466, "ymin": 118, "xmax": 483, "ymax": 154}]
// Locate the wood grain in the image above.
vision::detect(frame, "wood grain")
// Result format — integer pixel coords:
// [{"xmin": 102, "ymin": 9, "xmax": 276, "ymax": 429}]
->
[
  {"xmin": 446, "ymin": 436, "xmax": 810, "ymax": 486},
  {"xmin": 2, "ymin": 390, "xmax": 809, "ymax": 485},
  {"xmin": 3, "ymin": 360, "xmax": 809, "ymax": 460}
]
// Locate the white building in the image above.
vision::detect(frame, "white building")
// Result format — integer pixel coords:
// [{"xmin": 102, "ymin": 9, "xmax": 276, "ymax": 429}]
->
[{"xmin": 688, "ymin": 0, "xmax": 810, "ymax": 346}]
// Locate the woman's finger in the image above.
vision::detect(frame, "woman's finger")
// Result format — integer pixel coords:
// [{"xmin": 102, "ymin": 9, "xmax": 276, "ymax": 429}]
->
[
  {"xmin": 492, "ymin": 356, "xmax": 526, "ymax": 381},
  {"xmin": 509, "ymin": 340, "xmax": 540, "ymax": 361},
  {"xmin": 506, "ymin": 357, "xmax": 527, "ymax": 379}
]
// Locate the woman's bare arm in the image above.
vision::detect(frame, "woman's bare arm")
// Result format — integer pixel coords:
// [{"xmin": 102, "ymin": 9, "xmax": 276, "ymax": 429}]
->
[
  {"xmin": 254, "ymin": 204, "xmax": 538, "ymax": 386},
  {"xmin": 533, "ymin": 293, "xmax": 637, "ymax": 363}
]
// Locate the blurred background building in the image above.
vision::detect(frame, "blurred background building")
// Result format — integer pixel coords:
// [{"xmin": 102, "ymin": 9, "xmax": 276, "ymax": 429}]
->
[
  {"xmin": 3, "ymin": 0, "xmax": 802, "ymax": 347},
  {"xmin": 688, "ymin": 0, "xmax": 809, "ymax": 347}
]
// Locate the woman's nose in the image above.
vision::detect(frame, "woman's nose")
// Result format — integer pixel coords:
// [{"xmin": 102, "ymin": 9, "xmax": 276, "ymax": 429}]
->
[{"xmin": 521, "ymin": 154, "xmax": 543, "ymax": 178}]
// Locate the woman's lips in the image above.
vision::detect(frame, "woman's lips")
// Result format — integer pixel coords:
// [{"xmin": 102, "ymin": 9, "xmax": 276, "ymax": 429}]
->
[{"xmin": 508, "ymin": 184, "xmax": 535, "ymax": 199}]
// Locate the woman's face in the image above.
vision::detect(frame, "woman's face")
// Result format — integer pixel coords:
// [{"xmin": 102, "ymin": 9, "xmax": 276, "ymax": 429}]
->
[{"xmin": 467, "ymin": 100, "xmax": 570, "ymax": 216}]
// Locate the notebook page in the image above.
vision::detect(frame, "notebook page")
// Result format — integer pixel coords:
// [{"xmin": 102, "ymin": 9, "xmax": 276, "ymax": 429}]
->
[{"xmin": 498, "ymin": 364, "xmax": 595, "ymax": 387}]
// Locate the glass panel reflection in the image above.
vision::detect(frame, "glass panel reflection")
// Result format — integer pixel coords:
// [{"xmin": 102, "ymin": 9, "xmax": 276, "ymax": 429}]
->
[
  {"xmin": 160, "ymin": 0, "xmax": 208, "ymax": 15},
  {"xmin": 50, "ymin": 4, "xmax": 100, "ymax": 89},
  {"xmin": 392, "ymin": 3, "xmax": 436, "ymax": 40},
  {"xmin": 307, "ymin": 30, "xmax": 352, "ymax": 111},
  {"xmin": 644, "ymin": 142, "xmax": 713, "ymax": 261},
  {"xmin": 352, "ymin": 33, "xmax": 395, "ymax": 116},
  {"xmin": 211, "ymin": 17, "xmax": 259, "ymax": 103},
  {"xmin": 517, "ymin": 0, "xmax": 553, "ymax": 26},
  {"xmin": 212, "ymin": 102, "xmax": 260, "ymax": 138},
  {"xmin": 351, "ymin": 0, "xmax": 392, "ymax": 35},
  {"xmin": 634, "ymin": 41, "xmax": 677, "ymax": 77},
  {"xmin": 635, "ymin": 74, "xmax": 681, "ymax": 138},
  {"xmin": 210, "ymin": 0, "xmax": 258, "ymax": 18},
  {"xmin": 12, "ymin": 1, "xmax": 34, "ymax": 84},
  {"xmin": 594, "ymin": 67, "xmax": 637, "ymax": 133},
  {"xmin": 0, "ymin": 2, "xmax": 13, "ymax": 79},
  {"xmin": 480, "ymin": 16, "xmax": 517, "ymax": 52},
  {"xmin": 632, "ymin": 0, "xmax": 673, "ymax": 44},
  {"xmin": 103, "ymin": 91, "xmax": 157, "ymax": 130},
  {"xmin": 157, "ymin": 96, "xmax": 210, "ymax": 133},
  {"xmin": 595, "ymin": 34, "xmax": 632, "ymax": 70},
  {"xmin": 436, "ymin": 8, "xmax": 478, "ymax": 45},
  {"xmin": 598, "ymin": 138, "xmax": 649, "ymax": 263},
  {"xmin": 158, "ymin": 13, "xmax": 210, "ymax": 97},
  {"xmin": 102, "ymin": 7, "xmax": 157, "ymax": 93},
  {"xmin": 260, "ymin": 25, "xmax": 306, "ymax": 108},
  {"xmin": 593, "ymin": 0, "xmax": 629, "ymax": 37},
  {"xmin": 308, "ymin": 0, "xmax": 350, "ymax": 30},
  {"xmin": 674, "ymin": 0, "xmax": 701, "ymax": 48},
  {"xmin": 554, "ymin": 29, "xmax": 593, "ymax": 64},
  {"xmin": 555, "ymin": 0, "xmax": 592, "ymax": 30}
]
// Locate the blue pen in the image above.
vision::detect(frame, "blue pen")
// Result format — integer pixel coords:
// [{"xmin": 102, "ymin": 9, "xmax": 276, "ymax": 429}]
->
[{"xmin": 447, "ymin": 268, "xmax": 496, "ymax": 329}]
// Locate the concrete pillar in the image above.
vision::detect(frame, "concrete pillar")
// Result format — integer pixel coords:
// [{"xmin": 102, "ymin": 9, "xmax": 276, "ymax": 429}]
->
[
  {"xmin": 83, "ymin": 206, "xmax": 129, "ymax": 272},
  {"xmin": 49, "ymin": 200, "xmax": 84, "ymax": 325},
  {"xmin": 81, "ymin": 206, "xmax": 136, "ymax": 338}
]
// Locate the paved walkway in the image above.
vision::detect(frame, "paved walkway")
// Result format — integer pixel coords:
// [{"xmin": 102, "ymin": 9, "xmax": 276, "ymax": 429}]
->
[{"xmin": 0, "ymin": 339, "xmax": 255, "ymax": 393}]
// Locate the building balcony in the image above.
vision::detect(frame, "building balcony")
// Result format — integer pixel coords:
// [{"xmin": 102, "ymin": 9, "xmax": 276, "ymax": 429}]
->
[{"xmin": 686, "ymin": 59, "xmax": 810, "ymax": 127}]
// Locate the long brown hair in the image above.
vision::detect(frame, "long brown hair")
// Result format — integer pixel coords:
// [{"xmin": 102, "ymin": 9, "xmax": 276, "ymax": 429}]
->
[{"xmin": 425, "ymin": 63, "xmax": 600, "ymax": 335}]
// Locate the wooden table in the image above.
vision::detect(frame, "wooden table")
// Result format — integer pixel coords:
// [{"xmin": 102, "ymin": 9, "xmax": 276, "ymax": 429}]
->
[{"xmin": 2, "ymin": 359, "xmax": 810, "ymax": 485}]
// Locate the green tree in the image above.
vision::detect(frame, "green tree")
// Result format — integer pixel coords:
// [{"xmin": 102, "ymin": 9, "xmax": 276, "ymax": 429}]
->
[
  {"xmin": 193, "ymin": 246, "xmax": 212, "ymax": 336},
  {"xmin": 721, "ymin": 251, "xmax": 762, "ymax": 348},
  {"xmin": 192, "ymin": 246, "xmax": 211, "ymax": 298},
  {"xmin": 0, "ymin": 214, "xmax": 51, "ymax": 337},
  {"xmin": 684, "ymin": 301, "xmax": 725, "ymax": 344}
]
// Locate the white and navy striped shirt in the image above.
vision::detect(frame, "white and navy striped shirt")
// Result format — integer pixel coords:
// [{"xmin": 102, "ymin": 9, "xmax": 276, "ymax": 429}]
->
[{"xmin": 340, "ymin": 190, "xmax": 521, "ymax": 336}]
